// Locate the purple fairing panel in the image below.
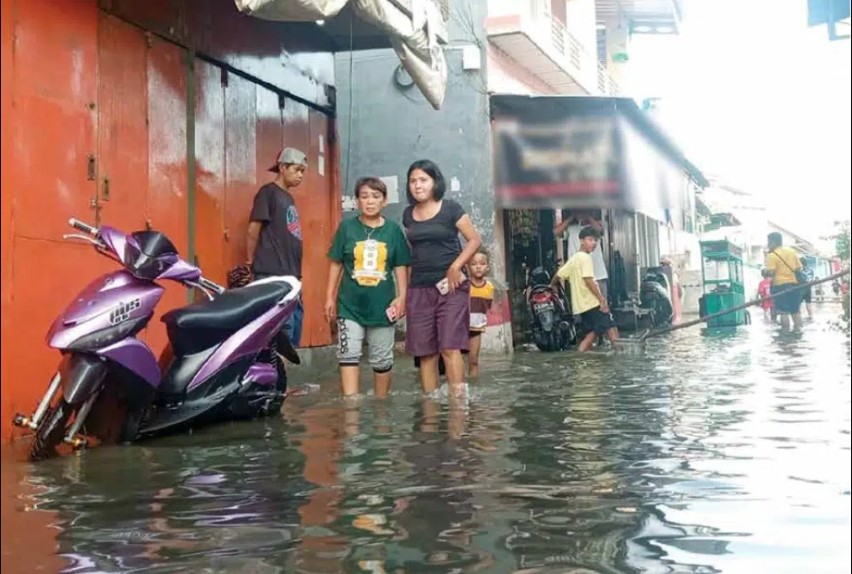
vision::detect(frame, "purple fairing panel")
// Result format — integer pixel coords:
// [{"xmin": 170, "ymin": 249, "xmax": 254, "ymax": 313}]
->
[
  {"xmin": 158, "ymin": 258, "xmax": 201, "ymax": 283},
  {"xmin": 98, "ymin": 226, "xmax": 131, "ymax": 263},
  {"xmin": 48, "ymin": 270, "xmax": 165, "ymax": 350},
  {"xmin": 188, "ymin": 296, "xmax": 299, "ymax": 391},
  {"xmin": 97, "ymin": 338, "xmax": 161, "ymax": 387},
  {"xmin": 245, "ymin": 363, "xmax": 277, "ymax": 386}
]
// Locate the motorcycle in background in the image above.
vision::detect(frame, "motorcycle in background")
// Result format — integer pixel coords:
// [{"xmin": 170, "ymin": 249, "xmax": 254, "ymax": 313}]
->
[
  {"xmin": 524, "ymin": 265, "xmax": 577, "ymax": 352},
  {"xmin": 639, "ymin": 266, "xmax": 674, "ymax": 327}
]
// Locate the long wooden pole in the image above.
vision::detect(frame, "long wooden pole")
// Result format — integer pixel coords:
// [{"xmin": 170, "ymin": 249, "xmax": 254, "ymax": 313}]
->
[{"xmin": 642, "ymin": 268, "xmax": 850, "ymax": 340}]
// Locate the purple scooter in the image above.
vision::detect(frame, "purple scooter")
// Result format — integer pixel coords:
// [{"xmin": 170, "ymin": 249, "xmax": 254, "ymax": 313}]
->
[{"xmin": 13, "ymin": 218, "xmax": 302, "ymax": 461}]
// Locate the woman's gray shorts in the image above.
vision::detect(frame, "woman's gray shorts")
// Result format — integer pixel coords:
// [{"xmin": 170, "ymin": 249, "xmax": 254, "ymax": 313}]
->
[{"xmin": 336, "ymin": 318, "xmax": 395, "ymax": 373}]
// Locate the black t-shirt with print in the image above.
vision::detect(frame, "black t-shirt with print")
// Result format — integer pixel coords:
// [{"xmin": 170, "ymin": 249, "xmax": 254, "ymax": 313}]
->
[
  {"xmin": 402, "ymin": 199, "xmax": 466, "ymax": 287},
  {"xmin": 250, "ymin": 183, "xmax": 303, "ymax": 278}
]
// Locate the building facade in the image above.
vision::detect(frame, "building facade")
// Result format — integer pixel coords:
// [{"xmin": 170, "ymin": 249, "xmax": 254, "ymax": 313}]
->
[
  {"xmin": 0, "ymin": 0, "xmax": 434, "ymax": 441},
  {"xmin": 690, "ymin": 179, "xmax": 835, "ymax": 313},
  {"xmin": 338, "ymin": 0, "xmax": 703, "ymax": 348}
]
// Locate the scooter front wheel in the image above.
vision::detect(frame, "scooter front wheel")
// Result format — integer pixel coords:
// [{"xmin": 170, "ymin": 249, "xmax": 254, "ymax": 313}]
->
[
  {"xmin": 119, "ymin": 406, "xmax": 147, "ymax": 443},
  {"xmin": 28, "ymin": 400, "xmax": 75, "ymax": 461}
]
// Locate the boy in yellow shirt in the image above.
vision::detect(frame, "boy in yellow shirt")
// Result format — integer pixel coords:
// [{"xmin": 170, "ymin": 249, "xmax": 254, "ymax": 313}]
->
[{"xmin": 551, "ymin": 227, "xmax": 619, "ymax": 352}]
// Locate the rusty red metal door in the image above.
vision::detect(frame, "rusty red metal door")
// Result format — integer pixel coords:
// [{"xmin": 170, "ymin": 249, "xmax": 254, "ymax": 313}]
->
[
  {"xmin": 302, "ymin": 108, "xmax": 336, "ymax": 348},
  {"xmin": 223, "ymin": 71, "xmax": 259, "ymax": 277},
  {"xmin": 0, "ymin": 0, "xmax": 16, "ymax": 441},
  {"xmin": 97, "ymin": 13, "xmax": 150, "ymax": 233},
  {"xmin": 286, "ymin": 104, "xmax": 336, "ymax": 348},
  {"xmin": 193, "ymin": 58, "xmax": 228, "ymax": 286},
  {"xmin": 95, "ymin": 16, "xmax": 190, "ymax": 355},
  {"xmin": 145, "ymin": 35, "xmax": 190, "ymax": 355},
  {"xmin": 2, "ymin": 0, "xmax": 101, "ymax": 440}
]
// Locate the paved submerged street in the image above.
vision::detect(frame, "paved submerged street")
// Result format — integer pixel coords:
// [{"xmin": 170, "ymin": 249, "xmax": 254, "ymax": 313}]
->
[
  {"xmin": 2, "ymin": 303, "xmax": 850, "ymax": 573},
  {"xmin": 2, "ymin": 0, "xmax": 851, "ymax": 573}
]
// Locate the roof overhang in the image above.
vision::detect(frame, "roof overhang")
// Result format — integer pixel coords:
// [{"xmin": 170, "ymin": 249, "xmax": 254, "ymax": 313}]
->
[{"xmin": 236, "ymin": 0, "xmax": 450, "ymax": 108}]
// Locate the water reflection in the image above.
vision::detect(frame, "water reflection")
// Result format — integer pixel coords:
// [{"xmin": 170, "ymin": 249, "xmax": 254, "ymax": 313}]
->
[{"xmin": 3, "ymin": 304, "xmax": 850, "ymax": 573}]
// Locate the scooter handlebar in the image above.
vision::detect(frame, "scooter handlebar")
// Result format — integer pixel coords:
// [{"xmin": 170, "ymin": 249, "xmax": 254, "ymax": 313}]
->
[
  {"xmin": 68, "ymin": 218, "xmax": 98, "ymax": 236},
  {"xmin": 199, "ymin": 277, "xmax": 225, "ymax": 295}
]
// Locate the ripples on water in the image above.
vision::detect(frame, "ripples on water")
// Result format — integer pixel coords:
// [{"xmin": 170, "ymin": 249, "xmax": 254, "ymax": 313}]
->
[{"xmin": 4, "ymin": 305, "xmax": 851, "ymax": 573}]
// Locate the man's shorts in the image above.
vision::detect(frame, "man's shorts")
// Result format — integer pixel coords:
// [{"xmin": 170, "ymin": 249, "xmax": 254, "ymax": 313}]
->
[
  {"xmin": 580, "ymin": 306, "xmax": 616, "ymax": 335},
  {"xmin": 771, "ymin": 283, "xmax": 803, "ymax": 315}
]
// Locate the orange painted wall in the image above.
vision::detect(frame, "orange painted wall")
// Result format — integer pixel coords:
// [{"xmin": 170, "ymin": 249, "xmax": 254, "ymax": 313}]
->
[
  {"xmin": 96, "ymin": 14, "xmax": 190, "ymax": 354},
  {"xmin": 2, "ymin": 0, "xmax": 103, "ymax": 444},
  {"xmin": 0, "ymin": 0, "xmax": 15, "ymax": 447},
  {"xmin": 0, "ymin": 1, "xmax": 340, "ymax": 442}
]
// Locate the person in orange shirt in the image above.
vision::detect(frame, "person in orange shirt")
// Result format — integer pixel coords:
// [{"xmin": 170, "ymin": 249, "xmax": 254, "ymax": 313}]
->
[{"xmin": 764, "ymin": 232, "xmax": 804, "ymax": 331}]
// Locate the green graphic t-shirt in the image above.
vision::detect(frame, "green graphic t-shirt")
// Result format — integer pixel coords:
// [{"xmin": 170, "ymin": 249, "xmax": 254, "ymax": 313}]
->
[{"xmin": 328, "ymin": 216, "xmax": 411, "ymax": 327}]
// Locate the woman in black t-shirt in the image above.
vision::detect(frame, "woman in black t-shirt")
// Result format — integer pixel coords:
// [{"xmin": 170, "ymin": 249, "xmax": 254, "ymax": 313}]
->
[{"xmin": 403, "ymin": 159, "xmax": 482, "ymax": 394}]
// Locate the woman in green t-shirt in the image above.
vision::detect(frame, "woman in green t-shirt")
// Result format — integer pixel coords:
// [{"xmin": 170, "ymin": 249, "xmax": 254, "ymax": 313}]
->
[{"xmin": 325, "ymin": 177, "xmax": 411, "ymax": 397}]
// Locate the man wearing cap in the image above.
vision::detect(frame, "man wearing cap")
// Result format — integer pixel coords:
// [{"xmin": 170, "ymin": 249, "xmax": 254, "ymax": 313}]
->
[{"xmin": 247, "ymin": 147, "xmax": 308, "ymax": 347}]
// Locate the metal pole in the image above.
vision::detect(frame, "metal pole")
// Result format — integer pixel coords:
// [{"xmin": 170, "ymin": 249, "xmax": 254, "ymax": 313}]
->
[{"xmin": 644, "ymin": 269, "xmax": 850, "ymax": 339}]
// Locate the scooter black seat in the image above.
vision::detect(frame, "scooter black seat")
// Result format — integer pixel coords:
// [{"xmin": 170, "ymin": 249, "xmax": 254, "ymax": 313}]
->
[{"xmin": 163, "ymin": 281, "xmax": 291, "ymax": 333}]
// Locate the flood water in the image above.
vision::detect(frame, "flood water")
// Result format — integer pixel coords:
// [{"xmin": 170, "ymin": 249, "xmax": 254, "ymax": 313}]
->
[{"xmin": 3, "ymin": 304, "xmax": 850, "ymax": 574}]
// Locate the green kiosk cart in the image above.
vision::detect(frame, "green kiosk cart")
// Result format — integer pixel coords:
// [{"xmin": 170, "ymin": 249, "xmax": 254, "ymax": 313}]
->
[{"xmin": 699, "ymin": 239, "xmax": 748, "ymax": 328}]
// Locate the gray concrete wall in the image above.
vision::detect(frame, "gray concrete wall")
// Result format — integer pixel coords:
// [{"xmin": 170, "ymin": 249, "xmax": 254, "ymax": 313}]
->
[
  {"xmin": 334, "ymin": 1, "xmax": 495, "ymax": 243},
  {"xmin": 333, "ymin": 2, "xmax": 514, "ymax": 354}
]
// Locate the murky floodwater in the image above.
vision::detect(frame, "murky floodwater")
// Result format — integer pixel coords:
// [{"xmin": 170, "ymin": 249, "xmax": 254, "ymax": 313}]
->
[{"xmin": 3, "ymin": 304, "xmax": 851, "ymax": 574}]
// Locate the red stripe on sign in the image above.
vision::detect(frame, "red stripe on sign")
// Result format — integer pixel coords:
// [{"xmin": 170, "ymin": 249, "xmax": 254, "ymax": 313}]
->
[{"xmin": 496, "ymin": 180, "xmax": 620, "ymax": 198}]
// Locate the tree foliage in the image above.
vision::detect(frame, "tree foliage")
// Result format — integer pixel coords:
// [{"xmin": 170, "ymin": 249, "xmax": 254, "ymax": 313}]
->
[{"xmin": 827, "ymin": 220, "xmax": 851, "ymax": 262}]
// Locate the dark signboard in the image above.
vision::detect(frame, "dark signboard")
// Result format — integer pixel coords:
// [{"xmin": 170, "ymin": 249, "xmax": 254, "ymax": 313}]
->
[
  {"xmin": 492, "ymin": 96, "xmax": 623, "ymax": 210},
  {"xmin": 491, "ymin": 95, "xmax": 695, "ymax": 217}
]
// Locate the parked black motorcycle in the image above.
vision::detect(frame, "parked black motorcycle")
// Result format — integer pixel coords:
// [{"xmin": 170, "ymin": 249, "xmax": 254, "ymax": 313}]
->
[
  {"xmin": 639, "ymin": 267, "xmax": 674, "ymax": 326},
  {"xmin": 524, "ymin": 266, "xmax": 577, "ymax": 352}
]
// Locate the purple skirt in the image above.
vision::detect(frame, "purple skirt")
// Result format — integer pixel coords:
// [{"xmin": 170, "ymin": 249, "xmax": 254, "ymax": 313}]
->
[{"xmin": 405, "ymin": 282, "xmax": 471, "ymax": 357}]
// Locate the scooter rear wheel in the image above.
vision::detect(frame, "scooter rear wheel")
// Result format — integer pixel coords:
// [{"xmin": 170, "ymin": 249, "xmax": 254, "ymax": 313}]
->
[
  {"xmin": 29, "ymin": 400, "xmax": 75, "ymax": 461},
  {"xmin": 543, "ymin": 330, "xmax": 559, "ymax": 352}
]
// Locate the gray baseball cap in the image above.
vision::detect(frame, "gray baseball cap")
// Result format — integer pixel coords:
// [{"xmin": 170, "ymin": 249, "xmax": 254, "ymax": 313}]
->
[{"xmin": 268, "ymin": 147, "xmax": 308, "ymax": 172}]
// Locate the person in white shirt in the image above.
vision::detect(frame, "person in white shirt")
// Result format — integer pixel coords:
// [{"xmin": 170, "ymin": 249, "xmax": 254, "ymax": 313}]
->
[{"xmin": 554, "ymin": 211, "xmax": 609, "ymax": 304}]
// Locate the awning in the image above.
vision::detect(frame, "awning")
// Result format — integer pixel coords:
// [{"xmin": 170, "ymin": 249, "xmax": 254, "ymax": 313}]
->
[{"xmin": 234, "ymin": 0, "xmax": 448, "ymax": 110}]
